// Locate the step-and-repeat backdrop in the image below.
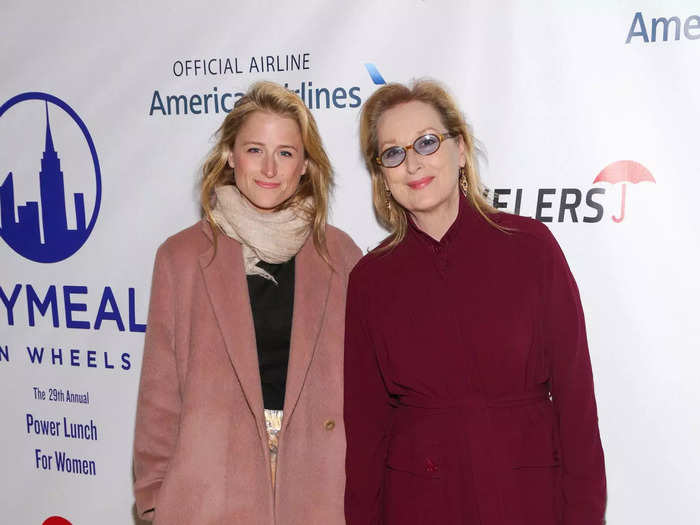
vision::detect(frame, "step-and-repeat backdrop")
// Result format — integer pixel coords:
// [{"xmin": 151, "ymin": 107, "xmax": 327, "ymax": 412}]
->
[{"xmin": 1, "ymin": 1, "xmax": 698, "ymax": 523}]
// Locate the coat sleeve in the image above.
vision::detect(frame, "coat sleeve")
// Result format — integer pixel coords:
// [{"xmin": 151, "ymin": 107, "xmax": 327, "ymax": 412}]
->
[
  {"xmin": 542, "ymin": 233, "xmax": 607, "ymax": 525},
  {"xmin": 344, "ymin": 268, "xmax": 393, "ymax": 525},
  {"xmin": 133, "ymin": 243, "xmax": 182, "ymax": 521}
]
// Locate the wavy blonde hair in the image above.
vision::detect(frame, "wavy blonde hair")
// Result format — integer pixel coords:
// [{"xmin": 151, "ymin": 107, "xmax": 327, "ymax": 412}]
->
[
  {"xmin": 201, "ymin": 81, "xmax": 333, "ymax": 262},
  {"xmin": 360, "ymin": 79, "xmax": 500, "ymax": 250}
]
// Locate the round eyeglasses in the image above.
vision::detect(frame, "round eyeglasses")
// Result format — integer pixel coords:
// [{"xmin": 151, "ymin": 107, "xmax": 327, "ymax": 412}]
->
[{"xmin": 376, "ymin": 132, "xmax": 457, "ymax": 168}]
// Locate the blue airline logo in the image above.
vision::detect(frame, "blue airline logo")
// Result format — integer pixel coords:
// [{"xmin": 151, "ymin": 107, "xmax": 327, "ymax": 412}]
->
[
  {"xmin": 0, "ymin": 93, "xmax": 101, "ymax": 263},
  {"xmin": 364, "ymin": 63, "xmax": 387, "ymax": 85}
]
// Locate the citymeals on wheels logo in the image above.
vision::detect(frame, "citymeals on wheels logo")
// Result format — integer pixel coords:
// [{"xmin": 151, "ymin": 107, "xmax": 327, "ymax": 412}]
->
[
  {"xmin": 0, "ymin": 92, "xmax": 101, "ymax": 263},
  {"xmin": 0, "ymin": 93, "xmax": 144, "ymax": 373}
]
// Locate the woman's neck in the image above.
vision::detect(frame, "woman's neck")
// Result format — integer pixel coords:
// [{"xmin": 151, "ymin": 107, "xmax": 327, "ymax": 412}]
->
[{"xmin": 410, "ymin": 190, "xmax": 460, "ymax": 242}]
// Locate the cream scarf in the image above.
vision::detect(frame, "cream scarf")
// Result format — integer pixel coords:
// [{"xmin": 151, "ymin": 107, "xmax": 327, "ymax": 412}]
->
[{"xmin": 211, "ymin": 185, "xmax": 311, "ymax": 283}]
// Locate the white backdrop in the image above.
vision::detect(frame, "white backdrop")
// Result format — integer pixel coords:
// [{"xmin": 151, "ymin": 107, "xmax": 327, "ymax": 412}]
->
[{"xmin": 1, "ymin": 1, "xmax": 698, "ymax": 523}]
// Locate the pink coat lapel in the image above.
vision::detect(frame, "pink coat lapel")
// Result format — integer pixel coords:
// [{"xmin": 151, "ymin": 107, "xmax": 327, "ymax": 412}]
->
[
  {"xmin": 198, "ymin": 226, "xmax": 267, "ymax": 442},
  {"xmin": 282, "ymin": 236, "xmax": 333, "ymax": 432}
]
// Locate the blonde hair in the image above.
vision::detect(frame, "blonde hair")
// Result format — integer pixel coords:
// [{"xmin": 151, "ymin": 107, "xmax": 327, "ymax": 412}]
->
[
  {"xmin": 359, "ymin": 79, "xmax": 500, "ymax": 250},
  {"xmin": 201, "ymin": 81, "xmax": 333, "ymax": 262}
]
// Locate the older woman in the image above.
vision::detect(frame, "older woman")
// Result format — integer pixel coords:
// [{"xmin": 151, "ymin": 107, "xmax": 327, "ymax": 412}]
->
[
  {"xmin": 133, "ymin": 81, "xmax": 361, "ymax": 524},
  {"xmin": 344, "ymin": 80, "xmax": 606, "ymax": 525}
]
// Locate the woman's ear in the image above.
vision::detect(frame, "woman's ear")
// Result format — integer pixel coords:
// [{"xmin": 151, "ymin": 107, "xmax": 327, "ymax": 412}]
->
[
  {"xmin": 227, "ymin": 150, "xmax": 235, "ymax": 169},
  {"xmin": 457, "ymin": 135, "xmax": 467, "ymax": 168}
]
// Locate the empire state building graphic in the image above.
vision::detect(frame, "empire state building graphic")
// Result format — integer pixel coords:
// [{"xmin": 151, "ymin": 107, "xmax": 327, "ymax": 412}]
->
[{"xmin": 0, "ymin": 101, "xmax": 92, "ymax": 262}]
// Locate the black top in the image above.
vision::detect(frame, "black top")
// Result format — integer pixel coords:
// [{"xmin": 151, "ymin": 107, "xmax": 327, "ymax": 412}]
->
[{"xmin": 246, "ymin": 257, "xmax": 295, "ymax": 410}]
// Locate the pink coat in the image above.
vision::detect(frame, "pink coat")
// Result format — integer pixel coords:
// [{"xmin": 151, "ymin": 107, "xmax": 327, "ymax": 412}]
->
[{"xmin": 133, "ymin": 220, "xmax": 361, "ymax": 524}]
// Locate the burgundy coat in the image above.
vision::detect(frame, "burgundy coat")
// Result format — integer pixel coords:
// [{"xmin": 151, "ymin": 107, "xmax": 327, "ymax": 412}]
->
[
  {"xmin": 133, "ymin": 220, "xmax": 361, "ymax": 524},
  {"xmin": 344, "ymin": 196, "xmax": 606, "ymax": 525}
]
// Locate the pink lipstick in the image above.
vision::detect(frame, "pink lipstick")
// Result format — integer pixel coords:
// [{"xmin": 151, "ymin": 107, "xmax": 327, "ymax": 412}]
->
[
  {"xmin": 255, "ymin": 180, "xmax": 281, "ymax": 189},
  {"xmin": 407, "ymin": 176, "xmax": 434, "ymax": 190}
]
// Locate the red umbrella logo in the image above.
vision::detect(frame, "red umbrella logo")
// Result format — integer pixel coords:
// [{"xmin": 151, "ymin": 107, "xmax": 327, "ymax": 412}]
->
[
  {"xmin": 43, "ymin": 517, "xmax": 72, "ymax": 525},
  {"xmin": 593, "ymin": 160, "xmax": 656, "ymax": 222}
]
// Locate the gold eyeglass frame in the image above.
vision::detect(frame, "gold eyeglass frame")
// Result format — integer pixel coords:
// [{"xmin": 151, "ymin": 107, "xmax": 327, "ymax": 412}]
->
[{"xmin": 375, "ymin": 132, "xmax": 457, "ymax": 168}]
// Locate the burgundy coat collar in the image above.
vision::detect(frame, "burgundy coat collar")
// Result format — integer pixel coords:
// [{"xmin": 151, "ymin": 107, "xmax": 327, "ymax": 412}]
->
[{"xmin": 406, "ymin": 191, "xmax": 472, "ymax": 248}]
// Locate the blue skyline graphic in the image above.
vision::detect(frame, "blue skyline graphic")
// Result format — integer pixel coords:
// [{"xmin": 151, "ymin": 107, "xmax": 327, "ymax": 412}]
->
[{"xmin": 0, "ymin": 94, "xmax": 101, "ymax": 263}]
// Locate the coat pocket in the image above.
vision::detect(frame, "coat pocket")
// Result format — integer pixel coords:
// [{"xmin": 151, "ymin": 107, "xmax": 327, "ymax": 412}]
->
[
  {"xmin": 384, "ymin": 433, "xmax": 445, "ymax": 524},
  {"xmin": 386, "ymin": 433, "xmax": 443, "ymax": 479},
  {"xmin": 503, "ymin": 399, "xmax": 562, "ymax": 524}
]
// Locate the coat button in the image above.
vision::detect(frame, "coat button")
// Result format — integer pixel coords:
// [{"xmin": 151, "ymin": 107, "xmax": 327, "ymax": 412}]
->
[
  {"xmin": 324, "ymin": 419, "xmax": 336, "ymax": 431},
  {"xmin": 425, "ymin": 458, "xmax": 439, "ymax": 472}
]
